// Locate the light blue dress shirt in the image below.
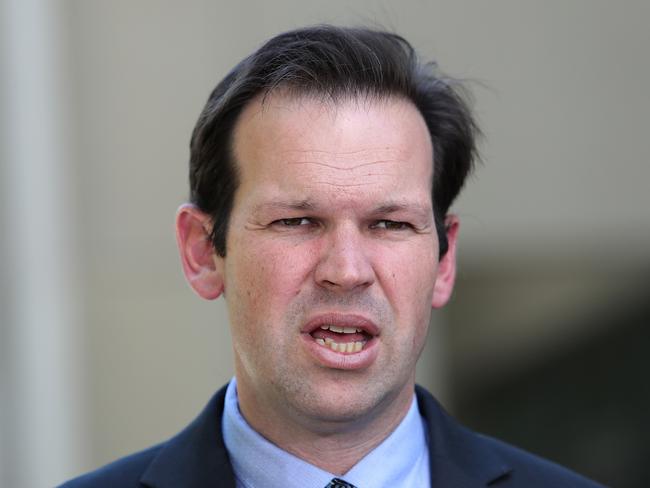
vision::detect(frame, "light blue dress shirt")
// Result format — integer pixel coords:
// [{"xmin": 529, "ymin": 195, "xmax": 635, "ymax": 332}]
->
[{"xmin": 222, "ymin": 378, "xmax": 430, "ymax": 488}]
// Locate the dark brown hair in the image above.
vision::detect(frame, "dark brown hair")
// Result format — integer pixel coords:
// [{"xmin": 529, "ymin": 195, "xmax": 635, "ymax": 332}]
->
[{"xmin": 189, "ymin": 25, "xmax": 479, "ymax": 257}]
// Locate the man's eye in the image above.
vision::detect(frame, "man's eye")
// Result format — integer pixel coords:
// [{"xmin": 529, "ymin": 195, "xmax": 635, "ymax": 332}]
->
[
  {"xmin": 276, "ymin": 217, "xmax": 311, "ymax": 226},
  {"xmin": 372, "ymin": 220, "xmax": 411, "ymax": 230}
]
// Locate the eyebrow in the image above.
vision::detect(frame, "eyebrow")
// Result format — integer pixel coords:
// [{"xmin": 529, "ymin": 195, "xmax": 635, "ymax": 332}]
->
[
  {"xmin": 252, "ymin": 199, "xmax": 432, "ymax": 218},
  {"xmin": 372, "ymin": 202, "xmax": 429, "ymax": 213},
  {"xmin": 371, "ymin": 202, "xmax": 433, "ymax": 220},
  {"xmin": 251, "ymin": 200, "xmax": 317, "ymax": 214}
]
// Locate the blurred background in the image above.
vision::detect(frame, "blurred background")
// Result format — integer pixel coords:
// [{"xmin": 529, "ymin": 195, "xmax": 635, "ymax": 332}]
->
[{"xmin": 1, "ymin": 1, "xmax": 649, "ymax": 486}]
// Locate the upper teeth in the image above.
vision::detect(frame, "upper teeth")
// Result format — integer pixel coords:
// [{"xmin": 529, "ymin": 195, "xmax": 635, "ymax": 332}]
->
[{"xmin": 320, "ymin": 325, "xmax": 362, "ymax": 334}]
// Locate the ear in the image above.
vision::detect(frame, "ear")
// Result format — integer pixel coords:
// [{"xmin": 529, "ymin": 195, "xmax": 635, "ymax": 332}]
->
[
  {"xmin": 431, "ymin": 215, "xmax": 459, "ymax": 309},
  {"xmin": 175, "ymin": 203, "xmax": 225, "ymax": 300}
]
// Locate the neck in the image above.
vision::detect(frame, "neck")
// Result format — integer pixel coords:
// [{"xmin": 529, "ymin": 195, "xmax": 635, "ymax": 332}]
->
[{"xmin": 236, "ymin": 379, "xmax": 414, "ymax": 475}]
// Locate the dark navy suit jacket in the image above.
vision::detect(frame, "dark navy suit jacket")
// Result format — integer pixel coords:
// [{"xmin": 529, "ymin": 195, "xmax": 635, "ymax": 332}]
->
[{"xmin": 60, "ymin": 385, "xmax": 604, "ymax": 487}]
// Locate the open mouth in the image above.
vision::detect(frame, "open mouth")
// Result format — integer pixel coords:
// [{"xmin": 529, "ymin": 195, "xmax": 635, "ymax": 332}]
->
[
  {"xmin": 304, "ymin": 314, "xmax": 379, "ymax": 355},
  {"xmin": 310, "ymin": 324, "xmax": 372, "ymax": 353},
  {"xmin": 302, "ymin": 314, "xmax": 380, "ymax": 369}
]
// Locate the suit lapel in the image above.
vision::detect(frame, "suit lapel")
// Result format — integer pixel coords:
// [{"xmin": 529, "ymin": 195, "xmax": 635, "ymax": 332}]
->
[
  {"xmin": 139, "ymin": 386, "xmax": 236, "ymax": 488},
  {"xmin": 139, "ymin": 384, "xmax": 512, "ymax": 488},
  {"xmin": 416, "ymin": 386, "xmax": 512, "ymax": 487}
]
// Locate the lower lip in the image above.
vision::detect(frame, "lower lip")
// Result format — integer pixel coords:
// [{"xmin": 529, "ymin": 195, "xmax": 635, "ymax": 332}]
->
[{"xmin": 301, "ymin": 333, "xmax": 379, "ymax": 370}]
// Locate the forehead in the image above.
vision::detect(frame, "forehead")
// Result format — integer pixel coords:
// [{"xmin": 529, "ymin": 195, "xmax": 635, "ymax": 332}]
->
[{"xmin": 231, "ymin": 93, "xmax": 434, "ymax": 209}]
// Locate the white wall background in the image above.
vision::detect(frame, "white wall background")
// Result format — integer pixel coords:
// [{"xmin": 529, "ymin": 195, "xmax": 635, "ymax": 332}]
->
[{"xmin": 1, "ymin": 1, "xmax": 648, "ymax": 486}]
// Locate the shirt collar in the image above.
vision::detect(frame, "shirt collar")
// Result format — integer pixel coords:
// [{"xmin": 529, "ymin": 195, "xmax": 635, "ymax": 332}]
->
[{"xmin": 222, "ymin": 378, "xmax": 429, "ymax": 488}]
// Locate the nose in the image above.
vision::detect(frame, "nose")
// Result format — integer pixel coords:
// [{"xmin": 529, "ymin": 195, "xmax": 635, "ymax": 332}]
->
[{"xmin": 314, "ymin": 224, "xmax": 375, "ymax": 292}]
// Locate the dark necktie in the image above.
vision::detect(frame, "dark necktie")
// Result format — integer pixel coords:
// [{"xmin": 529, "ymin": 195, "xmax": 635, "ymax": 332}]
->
[{"xmin": 325, "ymin": 478, "xmax": 358, "ymax": 488}]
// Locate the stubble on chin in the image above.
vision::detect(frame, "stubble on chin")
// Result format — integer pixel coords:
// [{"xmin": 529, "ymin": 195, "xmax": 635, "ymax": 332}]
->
[{"xmin": 264, "ymin": 288, "xmax": 399, "ymax": 421}]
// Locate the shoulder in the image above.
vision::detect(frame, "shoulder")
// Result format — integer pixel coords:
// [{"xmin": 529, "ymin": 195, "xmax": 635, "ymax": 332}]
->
[
  {"xmin": 414, "ymin": 385, "xmax": 604, "ymax": 487},
  {"xmin": 58, "ymin": 385, "xmax": 233, "ymax": 488},
  {"xmin": 476, "ymin": 431, "xmax": 604, "ymax": 487},
  {"xmin": 58, "ymin": 444, "xmax": 163, "ymax": 488}
]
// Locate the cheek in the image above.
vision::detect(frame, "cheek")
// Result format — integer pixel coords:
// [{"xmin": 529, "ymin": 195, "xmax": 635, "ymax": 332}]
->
[
  {"xmin": 379, "ymin": 243, "xmax": 437, "ymax": 304},
  {"xmin": 226, "ymin": 237, "xmax": 315, "ymax": 316},
  {"xmin": 375, "ymin": 243, "xmax": 437, "ymax": 354}
]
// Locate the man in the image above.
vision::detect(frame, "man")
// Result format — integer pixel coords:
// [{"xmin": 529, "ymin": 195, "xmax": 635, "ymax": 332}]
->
[{"xmin": 62, "ymin": 26, "xmax": 603, "ymax": 487}]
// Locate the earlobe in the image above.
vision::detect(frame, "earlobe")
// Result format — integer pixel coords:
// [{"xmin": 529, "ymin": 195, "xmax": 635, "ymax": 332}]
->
[
  {"xmin": 175, "ymin": 203, "xmax": 225, "ymax": 300},
  {"xmin": 431, "ymin": 215, "xmax": 459, "ymax": 309}
]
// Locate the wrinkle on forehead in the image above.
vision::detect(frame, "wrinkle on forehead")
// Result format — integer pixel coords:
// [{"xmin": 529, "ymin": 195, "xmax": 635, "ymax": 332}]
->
[
  {"xmin": 309, "ymin": 181, "xmax": 392, "ymax": 189},
  {"xmin": 280, "ymin": 149, "xmax": 405, "ymax": 190},
  {"xmin": 289, "ymin": 160, "xmax": 399, "ymax": 171},
  {"xmin": 233, "ymin": 93, "xmax": 434, "ymax": 210},
  {"xmin": 296, "ymin": 170, "xmax": 399, "ymax": 193},
  {"xmin": 282, "ymin": 147, "xmax": 412, "ymax": 169}
]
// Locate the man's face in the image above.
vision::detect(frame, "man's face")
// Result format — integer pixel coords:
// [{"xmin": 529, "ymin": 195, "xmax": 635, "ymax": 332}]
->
[{"xmin": 219, "ymin": 93, "xmax": 454, "ymax": 428}]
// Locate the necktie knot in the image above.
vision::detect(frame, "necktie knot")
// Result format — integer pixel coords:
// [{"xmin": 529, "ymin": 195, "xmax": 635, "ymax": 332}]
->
[{"xmin": 325, "ymin": 478, "xmax": 358, "ymax": 488}]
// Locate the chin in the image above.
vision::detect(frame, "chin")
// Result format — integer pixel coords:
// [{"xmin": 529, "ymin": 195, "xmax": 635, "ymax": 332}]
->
[
  {"xmin": 289, "ymin": 383, "xmax": 393, "ymax": 426},
  {"xmin": 301, "ymin": 398, "xmax": 376, "ymax": 425}
]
